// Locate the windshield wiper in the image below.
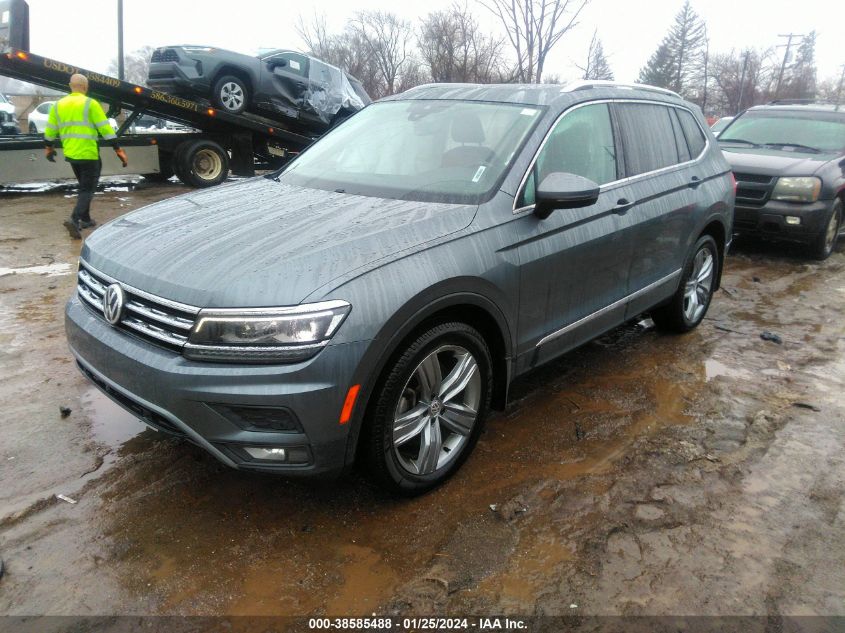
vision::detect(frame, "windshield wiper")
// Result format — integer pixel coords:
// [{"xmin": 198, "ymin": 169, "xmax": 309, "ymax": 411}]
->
[
  {"xmin": 718, "ymin": 138, "xmax": 760, "ymax": 147},
  {"xmin": 762, "ymin": 142, "xmax": 822, "ymax": 154}
]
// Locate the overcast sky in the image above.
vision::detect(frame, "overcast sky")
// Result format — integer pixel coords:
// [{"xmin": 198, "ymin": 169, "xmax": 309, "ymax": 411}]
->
[{"xmin": 23, "ymin": 0, "xmax": 845, "ymax": 86}]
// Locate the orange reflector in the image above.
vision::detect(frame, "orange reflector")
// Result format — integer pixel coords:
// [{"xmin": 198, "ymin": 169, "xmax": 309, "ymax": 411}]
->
[
  {"xmin": 133, "ymin": 86, "xmax": 142, "ymax": 94},
  {"xmin": 339, "ymin": 384, "xmax": 361, "ymax": 424},
  {"xmin": 268, "ymin": 127, "xmax": 274, "ymax": 133},
  {"xmin": 150, "ymin": 139, "xmax": 157, "ymax": 145},
  {"xmin": 207, "ymin": 108, "xmax": 215, "ymax": 116},
  {"xmin": 16, "ymin": 51, "xmax": 28, "ymax": 60}
]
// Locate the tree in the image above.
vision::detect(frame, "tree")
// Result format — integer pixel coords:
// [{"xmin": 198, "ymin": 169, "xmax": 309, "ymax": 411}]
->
[
  {"xmin": 108, "ymin": 46, "xmax": 154, "ymax": 86},
  {"xmin": 638, "ymin": 0, "xmax": 706, "ymax": 97},
  {"xmin": 709, "ymin": 48, "xmax": 774, "ymax": 115},
  {"xmin": 781, "ymin": 31, "xmax": 817, "ymax": 100},
  {"xmin": 418, "ymin": 3, "xmax": 513, "ymax": 83},
  {"xmin": 639, "ymin": 41, "xmax": 675, "ymax": 88},
  {"xmin": 350, "ymin": 11, "xmax": 415, "ymax": 98},
  {"xmin": 296, "ymin": 13, "xmax": 383, "ymax": 97},
  {"xmin": 478, "ymin": 0, "xmax": 589, "ymax": 83},
  {"xmin": 577, "ymin": 30, "xmax": 613, "ymax": 80}
]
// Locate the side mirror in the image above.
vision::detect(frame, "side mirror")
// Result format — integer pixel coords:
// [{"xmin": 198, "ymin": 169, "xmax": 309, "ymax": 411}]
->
[
  {"xmin": 534, "ymin": 172, "xmax": 600, "ymax": 219},
  {"xmin": 268, "ymin": 58, "xmax": 287, "ymax": 70}
]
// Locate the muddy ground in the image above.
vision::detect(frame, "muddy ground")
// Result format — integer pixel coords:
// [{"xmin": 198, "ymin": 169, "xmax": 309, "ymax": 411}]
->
[{"xmin": 0, "ymin": 180, "xmax": 844, "ymax": 626}]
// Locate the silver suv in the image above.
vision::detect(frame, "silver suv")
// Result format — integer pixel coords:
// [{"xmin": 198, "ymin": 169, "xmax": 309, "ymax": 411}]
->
[{"xmin": 66, "ymin": 81, "xmax": 734, "ymax": 493}]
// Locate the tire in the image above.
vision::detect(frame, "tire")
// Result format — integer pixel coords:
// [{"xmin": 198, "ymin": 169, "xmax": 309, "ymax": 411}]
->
[
  {"xmin": 212, "ymin": 75, "xmax": 249, "ymax": 114},
  {"xmin": 28, "ymin": 122, "xmax": 37, "ymax": 134},
  {"xmin": 365, "ymin": 321, "xmax": 493, "ymax": 495},
  {"xmin": 808, "ymin": 199, "xmax": 842, "ymax": 261},
  {"xmin": 652, "ymin": 235, "xmax": 719, "ymax": 333},
  {"xmin": 173, "ymin": 140, "xmax": 229, "ymax": 188}
]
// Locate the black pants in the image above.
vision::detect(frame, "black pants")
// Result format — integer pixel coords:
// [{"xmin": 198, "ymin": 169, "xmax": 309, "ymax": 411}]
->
[{"xmin": 70, "ymin": 159, "xmax": 102, "ymax": 222}]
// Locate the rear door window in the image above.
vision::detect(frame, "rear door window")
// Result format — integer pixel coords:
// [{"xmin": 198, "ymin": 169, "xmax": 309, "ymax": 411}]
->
[
  {"xmin": 518, "ymin": 103, "xmax": 618, "ymax": 208},
  {"xmin": 615, "ymin": 103, "xmax": 681, "ymax": 176},
  {"xmin": 676, "ymin": 108, "xmax": 707, "ymax": 157}
]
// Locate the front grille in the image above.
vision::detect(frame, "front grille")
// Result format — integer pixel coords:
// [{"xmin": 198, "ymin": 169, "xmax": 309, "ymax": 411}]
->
[
  {"xmin": 151, "ymin": 48, "xmax": 179, "ymax": 63},
  {"xmin": 736, "ymin": 187, "xmax": 768, "ymax": 201},
  {"xmin": 77, "ymin": 260, "xmax": 199, "ymax": 352},
  {"xmin": 77, "ymin": 361, "xmax": 185, "ymax": 436},
  {"xmin": 732, "ymin": 172, "xmax": 773, "ymax": 185},
  {"xmin": 733, "ymin": 171, "xmax": 774, "ymax": 207}
]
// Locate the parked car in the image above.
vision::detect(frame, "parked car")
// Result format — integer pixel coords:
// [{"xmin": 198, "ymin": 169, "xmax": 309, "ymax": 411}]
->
[
  {"xmin": 147, "ymin": 46, "xmax": 370, "ymax": 132},
  {"xmin": 0, "ymin": 92, "xmax": 20, "ymax": 134},
  {"xmin": 66, "ymin": 81, "xmax": 733, "ymax": 493},
  {"xmin": 719, "ymin": 102, "xmax": 845, "ymax": 259},
  {"xmin": 710, "ymin": 116, "xmax": 734, "ymax": 137},
  {"xmin": 28, "ymin": 100, "xmax": 117, "ymax": 134}
]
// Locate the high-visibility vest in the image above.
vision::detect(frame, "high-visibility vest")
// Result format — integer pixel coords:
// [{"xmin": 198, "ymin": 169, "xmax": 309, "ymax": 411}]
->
[{"xmin": 44, "ymin": 92, "xmax": 117, "ymax": 160}]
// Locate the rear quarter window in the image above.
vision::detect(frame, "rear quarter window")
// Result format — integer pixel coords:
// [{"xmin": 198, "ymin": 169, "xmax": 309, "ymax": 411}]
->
[
  {"xmin": 615, "ymin": 103, "xmax": 681, "ymax": 176},
  {"xmin": 676, "ymin": 108, "xmax": 707, "ymax": 157}
]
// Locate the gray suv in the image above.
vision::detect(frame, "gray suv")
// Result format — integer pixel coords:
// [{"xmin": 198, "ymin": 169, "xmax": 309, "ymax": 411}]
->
[{"xmin": 65, "ymin": 81, "xmax": 734, "ymax": 493}]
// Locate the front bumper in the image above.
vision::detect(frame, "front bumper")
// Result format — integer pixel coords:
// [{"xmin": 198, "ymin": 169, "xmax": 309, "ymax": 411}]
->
[
  {"xmin": 147, "ymin": 61, "xmax": 208, "ymax": 97},
  {"xmin": 733, "ymin": 198, "xmax": 835, "ymax": 244},
  {"xmin": 65, "ymin": 294, "xmax": 370, "ymax": 477}
]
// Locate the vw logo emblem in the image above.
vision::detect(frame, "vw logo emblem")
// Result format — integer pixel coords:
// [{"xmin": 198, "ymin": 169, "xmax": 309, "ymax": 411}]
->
[{"xmin": 103, "ymin": 284, "xmax": 125, "ymax": 325}]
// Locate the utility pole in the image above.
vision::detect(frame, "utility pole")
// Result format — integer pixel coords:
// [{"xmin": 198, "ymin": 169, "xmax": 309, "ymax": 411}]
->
[
  {"xmin": 774, "ymin": 33, "xmax": 803, "ymax": 99},
  {"xmin": 736, "ymin": 50, "xmax": 749, "ymax": 115},
  {"xmin": 836, "ymin": 64, "xmax": 845, "ymax": 105},
  {"xmin": 701, "ymin": 25, "xmax": 709, "ymax": 114},
  {"xmin": 117, "ymin": 0, "xmax": 125, "ymax": 81}
]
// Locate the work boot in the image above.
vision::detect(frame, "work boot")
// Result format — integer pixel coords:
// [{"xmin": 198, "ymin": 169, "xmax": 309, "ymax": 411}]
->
[
  {"xmin": 63, "ymin": 218, "xmax": 81, "ymax": 239},
  {"xmin": 79, "ymin": 219, "xmax": 97, "ymax": 229}
]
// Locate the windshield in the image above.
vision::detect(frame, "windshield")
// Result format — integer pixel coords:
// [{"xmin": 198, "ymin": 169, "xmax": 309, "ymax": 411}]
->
[
  {"xmin": 0, "ymin": 93, "xmax": 9, "ymax": 104},
  {"xmin": 710, "ymin": 118, "xmax": 732, "ymax": 135},
  {"xmin": 279, "ymin": 100, "xmax": 543, "ymax": 203},
  {"xmin": 719, "ymin": 111, "xmax": 845, "ymax": 153}
]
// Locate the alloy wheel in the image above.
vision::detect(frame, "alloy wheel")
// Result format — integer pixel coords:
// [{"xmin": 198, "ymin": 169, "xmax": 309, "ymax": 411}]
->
[
  {"xmin": 392, "ymin": 345, "xmax": 481, "ymax": 475},
  {"xmin": 220, "ymin": 82, "xmax": 244, "ymax": 111},
  {"xmin": 683, "ymin": 247, "xmax": 714, "ymax": 323}
]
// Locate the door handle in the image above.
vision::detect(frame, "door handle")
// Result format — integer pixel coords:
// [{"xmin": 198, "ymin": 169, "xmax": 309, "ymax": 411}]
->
[
  {"xmin": 612, "ymin": 198, "xmax": 634, "ymax": 214},
  {"xmin": 689, "ymin": 175, "xmax": 702, "ymax": 188}
]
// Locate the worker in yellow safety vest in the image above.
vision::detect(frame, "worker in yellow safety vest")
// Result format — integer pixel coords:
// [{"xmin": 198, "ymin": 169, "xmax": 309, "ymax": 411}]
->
[{"xmin": 44, "ymin": 73, "xmax": 129, "ymax": 239}]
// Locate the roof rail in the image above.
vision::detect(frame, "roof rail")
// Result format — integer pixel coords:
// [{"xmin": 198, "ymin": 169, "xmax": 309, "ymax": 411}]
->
[
  {"xmin": 561, "ymin": 80, "xmax": 682, "ymax": 99},
  {"xmin": 766, "ymin": 98, "xmax": 842, "ymax": 106}
]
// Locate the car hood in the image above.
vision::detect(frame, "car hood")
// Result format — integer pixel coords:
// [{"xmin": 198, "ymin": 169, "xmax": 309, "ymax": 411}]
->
[
  {"xmin": 721, "ymin": 146, "xmax": 838, "ymax": 176},
  {"xmin": 82, "ymin": 178, "xmax": 477, "ymax": 307}
]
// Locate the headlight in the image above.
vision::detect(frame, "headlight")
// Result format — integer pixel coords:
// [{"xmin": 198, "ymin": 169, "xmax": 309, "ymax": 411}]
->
[
  {"xmin": 184, "ymin": 300, "xmax": 350, "ymax": 363},
  {"xmin": 771, "ymin": 177, "xmax": 821, "ymax": 203}
]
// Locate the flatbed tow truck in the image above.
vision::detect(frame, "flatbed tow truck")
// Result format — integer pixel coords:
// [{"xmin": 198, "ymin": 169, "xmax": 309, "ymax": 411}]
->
[{"xmin": 0, "ymin": 46, "xmax": 318, "ymax": 188}]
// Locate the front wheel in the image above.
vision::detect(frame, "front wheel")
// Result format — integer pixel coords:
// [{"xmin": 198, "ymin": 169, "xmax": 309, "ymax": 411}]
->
[
  {"xmin": 28, "ymin": 122, "xmax": 37, "ymax": 134},
  {"xmin": 652, "ymin": 235, "xmax": 719, "ymax": 333},
  {"xmin": 212, "ymin": 75, "xmax": 249, "ymax": 114},
  {"xmin": 809, "ymin": 199, "xmax": 842, "ymax": 261},
  {"xmin": 365, "ymin": 322, "xmax": 493, "ymax": 495}
]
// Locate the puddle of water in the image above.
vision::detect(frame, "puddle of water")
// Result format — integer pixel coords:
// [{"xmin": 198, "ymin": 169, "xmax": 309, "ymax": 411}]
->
[
  {"xmin": 81, "ymin": 388, "xmax": 146, "ymax": 448},
  {"xmin": 704, "ymin": 359, "xmax": 751, "ymax": 382},
  {"xmin": 0, "ymin": 262, "xmax": 71, "ymax": 277}
]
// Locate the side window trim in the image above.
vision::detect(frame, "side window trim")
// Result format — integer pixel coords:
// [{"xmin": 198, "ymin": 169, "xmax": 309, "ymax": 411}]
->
[{"xmin": 513, "ymin": 99, "xmax": 710, "ymax": 214}]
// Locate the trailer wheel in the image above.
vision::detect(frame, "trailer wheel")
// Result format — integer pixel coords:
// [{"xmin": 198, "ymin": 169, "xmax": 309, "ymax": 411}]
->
[
  {"xmin": 174, "ymin": 140, "xmax": 229, "ymax": 188},
  {"xmin": 213, "ymin": 75, "xmax": 249, "ymax": 114}
]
